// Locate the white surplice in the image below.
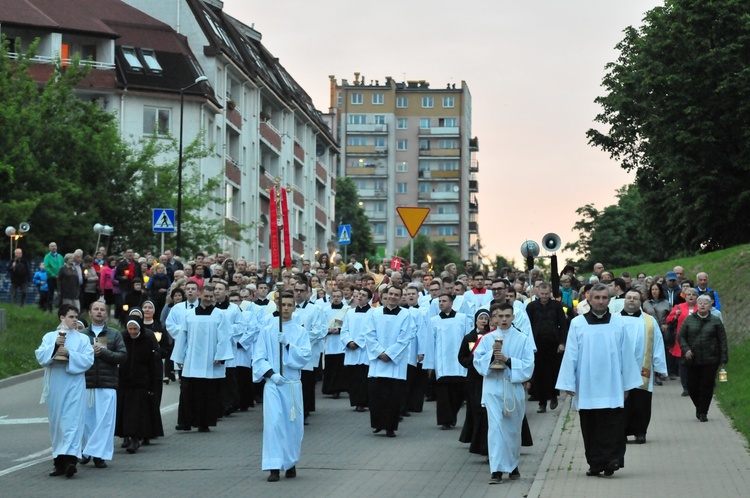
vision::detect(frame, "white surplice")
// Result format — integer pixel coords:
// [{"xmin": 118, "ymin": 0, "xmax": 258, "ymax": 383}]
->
[
  {"xmin": 339, "ymin": 307, "xmax": 373, "ymax": 366},
  {"xmin": 365, "ymin": 307, "xmax": 415, "ymax": 380},
  {"xmin": 171, "ymin": 307, "xmax": 235, "ymax": 379},
  {"xmin": 425, "ymin": 312, "xmax": 472, "ymax": 379}
]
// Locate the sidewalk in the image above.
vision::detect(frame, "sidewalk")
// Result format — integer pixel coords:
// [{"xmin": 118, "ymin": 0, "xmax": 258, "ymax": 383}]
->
[{"xmin": 529, "ymin": 378, "xmax": 750, "ymax": 497}]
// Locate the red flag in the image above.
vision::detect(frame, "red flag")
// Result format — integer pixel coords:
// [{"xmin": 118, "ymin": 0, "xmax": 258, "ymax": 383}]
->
[
  {"xmin": 269, "ymin": 187, "xmax": 281, "ymax": 269},
  {"xmin": 280, "ymin": 188, "xmax": 292, "ymax": 268}
]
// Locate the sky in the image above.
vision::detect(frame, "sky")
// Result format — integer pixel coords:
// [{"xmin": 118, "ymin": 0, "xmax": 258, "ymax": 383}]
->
[{"xmin": 223, "ymin": 0, "xmax": 662, "ymax": 266}]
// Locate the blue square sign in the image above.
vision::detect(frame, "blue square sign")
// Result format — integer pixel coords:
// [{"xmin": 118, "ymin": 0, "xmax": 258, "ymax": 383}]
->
[
  {"xmin": 338, "ymin": 224, "xmax": 351, "ymax": 245},
  {"xmin": 152, "ymin": 208, "xmax": 176, "ymax": 233}
]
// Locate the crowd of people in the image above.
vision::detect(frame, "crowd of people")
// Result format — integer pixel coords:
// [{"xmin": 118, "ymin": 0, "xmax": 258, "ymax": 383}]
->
[{"xmin": 30, "ymin": 243, "xmax": 727, "ymax": 484}]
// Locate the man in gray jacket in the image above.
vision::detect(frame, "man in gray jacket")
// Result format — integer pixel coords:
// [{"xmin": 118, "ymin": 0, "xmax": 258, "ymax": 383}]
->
[{"xmin": 80, "ymin": 300, "xmax": 127, "ymax": 468}]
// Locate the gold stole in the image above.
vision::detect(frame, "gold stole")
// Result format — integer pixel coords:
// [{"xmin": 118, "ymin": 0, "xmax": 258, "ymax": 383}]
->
[{"xmin": 640, "ymin": 315, "xmax": 654, "ymax": 390}]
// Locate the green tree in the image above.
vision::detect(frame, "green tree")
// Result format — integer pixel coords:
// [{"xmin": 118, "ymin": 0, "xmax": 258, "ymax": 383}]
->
[
  {"xmin": 396, "ymin": 234, "xmax": 462, "ymax": 271},
  {"xmin": 334, "ymin": 177, "xmax": 375, "ymax": 258},
  {"xmin": 587, "ymin": 0, "xmax": 750, "ymax": 254}
]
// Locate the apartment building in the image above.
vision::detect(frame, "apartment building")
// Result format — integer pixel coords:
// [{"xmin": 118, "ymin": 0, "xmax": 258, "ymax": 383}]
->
[
  {"xmin": 330, "ymin": 74, "xmax": 479, "ymax": 261},
  {"xmin": 1, "ymin": 0, "xmax": 338, "ymax": 262}
]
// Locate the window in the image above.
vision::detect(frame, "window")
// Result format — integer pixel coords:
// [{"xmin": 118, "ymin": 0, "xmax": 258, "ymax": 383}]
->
[
  {"xmin": 397, "ymin": 96, "xmax": 408, "ymax": 108},
  {"xmin": 373, "ymin": 224, "xmax": 385, "ymax": 236},
  {"xmin": 351, "ymin": 93, "xmax": 363, "ymax": 105},
  {"xmin": 140, "ymin": 48, "xmax": 162, "ymax": 74},
  {"xmin": 397, "ymin": 183, "xmax": 408, "ymax": 194},
  {"xmin": 419, "ymin": 182, "xmax": 430, "ymax": 192},
  {"xmin": 374, "ymin": 180, "xmax": 386, "ymax": 191},
  {"xmin": 122, "ymin": 46, "xmax": 143, "ymax": 71},
  {"xmin": 419, "ymin": 139, "xmax": 430, "ymax": 150},
  {"xmin": 396, "ymin": 162, "xmax": 408, "ymax": 173},
  {"xmin": 438, "ymin": 226, "xmax": 457, "ymax": 236},
  {"xmin": 354, "ymin": 179, "xmax": 367, "ymax": 189},
  {"xmin": 374, "ymin": 114, "xmax": 386, "ymax": 124},
  {"xmin": 375, "ymin": 137, "xmax": 386, "ymax": 148},
  {"xmin": 347, "ymin": 136, "xmax": 366, "ymax": 146},
  {"xmin": 438, "ymin": 139, "xmax": 458, "ymax": 149},
  {"xmin": 438, "ymin": 161, "xmax": 458, "ymax": 170},
  {"xmin": 372, "ymin": 93, "xmax": 384, "ymax": 105},
  {"xmin": 396, "ymin": 227, "xmax": 408, "ymax": 237},
  {"xmin": 422, "ymin": 96, "xmax": 434, "ymax": 108},
  {"xmin": 436, "ymin": 182, "xmax": 456, "ymax": 192},
  {"xmin": 438, "ymin": 204, "xmax": 457, "ymax": 214},
  {"xmin": 143, "ymin": 107, "xmax": 170, "ymax": 136},
  {"xmin": 397, "ymin": 139, "xmax": 408, "ymax": 151},
  {"xmin": 439, "ymin": 118, "xmax": 457, "ymax": 127},
  {"xmin": 373, "ymin": 201, "xmax": 386, "ymax": 212},
  {"xmin": 419, "ymin": 226, "xmax": 430, "ymax": 236},
  {"xmin": 420, "ymin": 118, "xmax": 431, "ymax": 129},
  {"xmin": 397, "ymin": 118, "xmax": 408, "ymax": 129},
  {"xmin": 348, "ymin": 114, "xmax": 367, "ymax": 124},
  {"xmin": 443, "ymin": 96, "xmax": 455, "ymax": 108}
]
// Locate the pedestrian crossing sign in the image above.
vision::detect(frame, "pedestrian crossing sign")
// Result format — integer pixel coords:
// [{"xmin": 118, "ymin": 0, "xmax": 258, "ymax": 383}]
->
[
  {"xmin": 338, "ymin": 224, "xmax": 352, "ymax": 245},
  {"xmin": 152, "ymin": 208, "xmax": 176, "ymax": 233}
]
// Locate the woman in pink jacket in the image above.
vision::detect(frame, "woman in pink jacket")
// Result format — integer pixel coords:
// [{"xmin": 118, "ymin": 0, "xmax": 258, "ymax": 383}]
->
[{"xmin": 666, "ymin": 288, "xmax": 698, "ymax": 396}]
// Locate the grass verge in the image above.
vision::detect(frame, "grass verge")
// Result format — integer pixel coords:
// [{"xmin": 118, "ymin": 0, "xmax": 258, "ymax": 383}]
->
[{"xmin": 0, "ymin": 305, "xmax": 60, "ymax": 380}]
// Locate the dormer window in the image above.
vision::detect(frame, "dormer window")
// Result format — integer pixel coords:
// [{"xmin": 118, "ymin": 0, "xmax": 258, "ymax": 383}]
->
[
  {"xmin": 140, "ymin": 48, "xmax": 162, "ymax": 74},
  {"xmin": 122, "ymin": 46, "xmax": 143, "ymax": 72}
]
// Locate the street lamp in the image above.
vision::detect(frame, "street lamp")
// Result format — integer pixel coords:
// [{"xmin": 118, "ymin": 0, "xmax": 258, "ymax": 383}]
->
[
  {"xmin": 177, "ymin": 75, "xmax": 209, "ymax": 258},
  {"xmin": 93, "ymin": 223, "xmax": 114, "ymax": 255}
]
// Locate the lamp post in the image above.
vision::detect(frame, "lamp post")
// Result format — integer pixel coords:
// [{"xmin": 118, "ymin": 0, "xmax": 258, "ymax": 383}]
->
[
  {"xmin": 93, "ymin": 223, "xmax": 114, "ymax": 255},
  {"xmin": 177, "ymin": 75, "xmax": 209, "ymax": 258}
]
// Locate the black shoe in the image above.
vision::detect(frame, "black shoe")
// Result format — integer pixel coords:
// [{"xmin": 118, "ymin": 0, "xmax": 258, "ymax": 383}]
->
[
  {"xmin": 356, "ymin": 406, "xmax": 365, "ymax": 412},
  {"xmin": 682, "ymin": 389, "xmax": 689, "ymax": 397},
  {"xmin": 141, "ymin": 438, "xmax": 150, "ymax": 446},
  {"xmin": 175, "ymin": 425, "xmax": 192, "ymax": 431},
  {"xmin": 332, "ymin": 393, "xmax": 340, "ymax": 399},
  {"xmin": 603, "ymin": 461, "xmax": 619, "ymax": 476},
  {"xmin": 267, "ymin": 470, "xmax": 280, "ymax": 482},
  {"xmin": 404, "ymin": 411, "xmax": 411, "ymax": 417},
  {"xmin": 49, "ymin": 467, "xmax": 65, "ymax": 477},
  {"xmin": 655, "ymin": 378, "xmax": 663, "ymax": 386},
  {"xmin": 78, "ymin": 455, "xmax": 91, "ymax": 465},
  {"xmin": 440, "ymin": 424, "xmax": 451, "ymax": 430},
  {"xmin": 586, "ymin": 469, "xmax": 601, "ymax": 477},
  {"xmin": 509, "ymin": 468, "xmax": 520, "ymax": 480},
  {"xmin": 386, "ymin": 430, "xmax": 396, "ymax": 438},
  {"xmin": 198, "ymin": 426, "xmax": 210, "ymax": 432},
  {"xmin": 488, "ymin": 472, "xmax": 502, "ymax": 484},
  {"xmin": 699, "ymin": 414, "xmax": 708, "ymax": 422},
  {"xmin": 121, "ymin": 437, "xmax": 130, "ymax": 448},
  {"xmin": 163, "ymin": 378, "xmax": 170, "ymax": 385},
  {"xmin": 550, "ymin": 398, "xmax": 558, "ymax": 410},
  {"xmin": 696, "ymin": 410, "xmax": 700, "ymax": 420},
  {"xmin": 537, "ymin": 405, "xmax": 546, "ymax": 413},
  {"xmin": 93, "ymin": 458, "xmax": 107, "ymax": 468},
  {"xmin": 64, "ymin": 463, "xmax": 77, "ymax": 478},
  {"xmin": 126, "ymin": 438, "xmax": 140, "ymax": 454},
  {"xmin": 635, "ymin": 435, "xmax": 646, "ymax": 444},
  {"xmin": 373, "ymin": 428, "xmax": 383, "ymax": 434},
  {"xmin": 285, "ymin": 466, "xmax": 297, "ymax": 478}
]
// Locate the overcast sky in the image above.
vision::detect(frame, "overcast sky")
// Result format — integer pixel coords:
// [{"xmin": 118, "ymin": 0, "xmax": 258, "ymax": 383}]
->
[{"xmin": 223, "ymin": 0, "xmax": 662, "ymax": 266}]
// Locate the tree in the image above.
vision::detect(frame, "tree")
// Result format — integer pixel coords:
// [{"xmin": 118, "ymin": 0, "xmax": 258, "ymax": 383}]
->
[
  {"xmin": 0, "ymin": 37, "xmax": 248, "ymax": 258},
  {"xmin": 334, "ymin": 177, "xmax": 375, "ymax": 258},
  {"xmin": 565, "ymin": 184, "xmax": 668, "ymax": 272},
  {"xmin": 587, "ymin": 0, "xmax": 750, "ymax": 254},
  {"xmin": 396, "ymin": 234, "xmax": 462, "ymax": 272}
]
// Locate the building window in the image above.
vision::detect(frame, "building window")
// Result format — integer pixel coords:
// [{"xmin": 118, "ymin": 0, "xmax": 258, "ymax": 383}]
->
[
  {"xmin": 348, "ymin": 114, "xmax": 367, "ymax": 124},
  {"xmin": 351, "ymin": 93, "xmax": 363, "ymax": 105},
  {"xmin": 438, "ymin": 139, "xmax": 458, "ymax": 149},
  {"xmin": 397, "ymin": 118, "xmax": 408, "ymax": 129},
  {"xmin": 438, "ymin": 204, "xmax": 457, "ymax": 214},
  {"xmin": 375, "ymin": 137, "xmax": 386, "ymax": 148},
  {"xmin": 397, "ymin": 183, "xmax": 408, "ymax": 194},
  {"xmin": 397, "ymin": 96, "xmax": 408, "ymax": 108},
  {"xmin": 374, "ymin": 201, "xmax": 386, "ymax": 212},
  {"xmin": 396, "ymin": 227, "xmax": 408, "ymax": 237},
  {"xmin": 354, "ymin": 179, "xmax": 367, "ymax": 189},
  {"xmin": 372, "ymin": 93, "xmax": 384, "ymax": 105},
  {"xmin": 443, "ymin": 96, "xmax": 455, "ymax": 108},
  {"xmin": 348, "ymin": 136, "xmax": 366, "ymax": 146},
  {"xmin": 140, "ymin": 48, "xmax": 162, "ymax": 74},
  {"xmin": 143, "ymin": 107, "xmax": 170, "ymax": 136},
  {"xmin": 374, "ymin": 114, "xmax": 386, "ymax": 124},
  {"xmin": 397, "ymin": 139, "xmax": 408, "ymax": 151},
  {"xmin": 419, "ymin": 139, "xmax": 430, "ymax": 150},
  {"xmin": 420, "ymin": 118, "xmax": 431, "ymax": 129},
  {"xmin": 419, "ymin": 226, "xmax": 430, "ymax": 236},
  {"xmin": 439, "ymin": 117, "xmax": 457, "ymax": 127},
  {"xmin": 419, "ymin": 182, "xmax": 430, "ymax": 192},
  {"xmin": 122, "ymin": 46, "xmax": 143, "ymax": 72},
  {"xmin": 396, "ymin": 161, "xmax": 408, "ymax": 172},
  {"xmin": 422, "ymin": 96, "xmax": 434, "ymax": 108},
  {"xmin": 438, "ymin": 161, "xmax": 459, "ymax": 170},
  {"xmin": 438, "ymin": 226, "xmax": 457, "ymax": 236},
  {"xmin": 373, "ymin": 223, "xmax": 385, "ymax": 236},
  {"xmin": 374, "ymin": 180, "xmax": 386, "ymax": 191}
]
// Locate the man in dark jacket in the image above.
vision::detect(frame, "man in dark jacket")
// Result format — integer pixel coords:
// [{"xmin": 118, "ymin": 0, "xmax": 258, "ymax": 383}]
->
[
  {"xmin": 526, "ymin": 282, "xmax": 568, "ymax": 413},
  {"xmin": 9, "ymin": 248, "xmax": 31, "ymax": 306},
  {"xmin": 80, "ymin": 300, "xmax": 127, "ymax": 468}
]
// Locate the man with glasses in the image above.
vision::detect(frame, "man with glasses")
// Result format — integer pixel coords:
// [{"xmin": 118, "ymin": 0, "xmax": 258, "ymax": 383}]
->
[{"xmin": 292, "ymin": 279, "xmax": 327, "ymax": 423}]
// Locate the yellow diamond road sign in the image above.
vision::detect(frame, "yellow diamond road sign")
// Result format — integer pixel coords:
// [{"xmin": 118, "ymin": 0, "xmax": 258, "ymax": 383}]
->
[{"xmin": 397, "ymin": 207, "xmax": 430, "ymax": 238}]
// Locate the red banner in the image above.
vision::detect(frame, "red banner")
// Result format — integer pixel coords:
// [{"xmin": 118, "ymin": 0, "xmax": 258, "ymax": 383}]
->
[
  {"xmin": 280, "ymin": 188, "xmax": 292, "ymax": 268},
  {"xmin": 269, "ymin": 187, "xmax": 281, "ymax": 269}
]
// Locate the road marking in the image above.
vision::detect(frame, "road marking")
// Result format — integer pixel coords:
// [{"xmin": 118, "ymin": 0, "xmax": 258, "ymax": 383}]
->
[
  {"xmin": 0, "ymin": 402, "xmax": 180, "ymax": 477},
  {"xmin": 0, "ymin": 416, "xmax": 49, "ymax": 425}
]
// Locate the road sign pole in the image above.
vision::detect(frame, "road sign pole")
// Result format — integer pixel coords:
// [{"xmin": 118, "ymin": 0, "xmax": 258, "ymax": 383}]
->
[
  {"xmin": 410, "ymin": 238, "xmax": 414, "ymax": 266},
  {"xmin": 161, "ymin": 233, "xmax": 165, "ymax": 256}
]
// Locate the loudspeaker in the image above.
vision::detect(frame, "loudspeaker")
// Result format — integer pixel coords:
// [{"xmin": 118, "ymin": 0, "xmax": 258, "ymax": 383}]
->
[{"xmin": 542, "ymin": 233, "xmax": 561, "ymax": 252}]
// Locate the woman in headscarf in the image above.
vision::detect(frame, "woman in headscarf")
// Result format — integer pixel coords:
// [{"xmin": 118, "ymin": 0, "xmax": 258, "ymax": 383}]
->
[
  {"xmin": 458, "ymin": 309, "xmax": 491, "ymax": 456},
  {"xmin": 115, "ymin": 316, "xmax": 163, "ymax": 454}
]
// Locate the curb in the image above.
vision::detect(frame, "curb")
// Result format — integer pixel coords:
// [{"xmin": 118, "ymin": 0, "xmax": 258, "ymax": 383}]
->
[
  {"xmin": 527, "ymin": 394, "xmax": 571, "ymax": 498},
  {"xmin": 0, "ymin": 369, "xmax": 44, "ymax": 390}
]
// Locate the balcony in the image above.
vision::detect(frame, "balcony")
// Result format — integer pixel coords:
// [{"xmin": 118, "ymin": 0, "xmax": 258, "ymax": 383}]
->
[
  {"xmin": 226, "ymin": 106, "xmax": 242, "ymax": 130},
  {"xmin": 316, "ymin": 162, "xmax": 328, "ymax": 182},
  {"xmin": 294, "ymin": 140, "xmax": 305, "ymax": 162},
  {"xmin": 470, "ymin": 159, "xmax": 479, "ymax": 173},
  {"xmin": 316, "ymin": 204, "xmax": 327, "ymax": 225},
  {"xmin": 346, "ymin": 166, "xmax": 388, "ymax": 176},
  {"xmin": 469, "ymin": 180, "xmax": 478, "ymax": 192},
  {"xmin": 434, "ymin": 235, "xmax": 459, "ymax": 244},
  {"xmin": 419, "ymin": 148, "xmax": 460, "ymax": 157},
  {"xmin": 418, "ymin": 191, "xmax": 459, "ymax": 201},
  {"xmin": 347, "ymin": 123, "xmax": 388, "ymax": 133},
  {"xmin": 260, "ymin": 122, "xmax": 282, "ymax": 150},
  {"xmin": 364, "ymin": 211, "xmax": 387, "ymax": 221},
  {"xmin": 430, "ymin": 170, "xmax": 460, "ymax": 179},
  {"xmin": 357, "ymin": 188, "xmax": 388, "ymax": 198},
  {"xmin": 469, "ymin": 201, "xmax": 479, "ymax": 213},
  {"xmin": 225, "ymin": 158, "xmax": 241, "ymax": 185},
  {"xmin": 428, "ymin": 213, "xmax": 460, "ymax": 223},
  {"xmin": 469, "ymin": 221, "xmax": 478, "ymax": 233},
  {"xmin": 419, "ymin": 126, "xmax": 460, "ymax": 137}
]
